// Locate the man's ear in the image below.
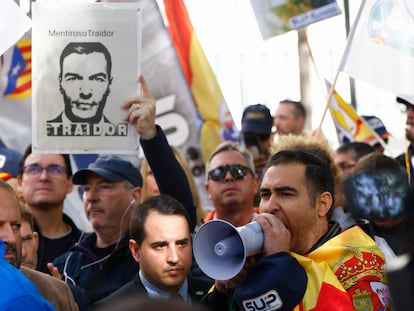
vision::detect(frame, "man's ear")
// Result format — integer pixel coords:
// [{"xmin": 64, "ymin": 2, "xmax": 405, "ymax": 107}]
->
[
  {"xmin": 205, "ymin": 183, "xmax": 212, "ymax": 200},
  {"xmin": 129, "ymin": 239, "xmax": 140, "ymax": 263},
  {"xmin": 316, "ymin": 191, "xmax": 333, "ymax": 217},
  {"xmin": 33, "ymin": 232, "xmax": 39, "ymax": 250}
]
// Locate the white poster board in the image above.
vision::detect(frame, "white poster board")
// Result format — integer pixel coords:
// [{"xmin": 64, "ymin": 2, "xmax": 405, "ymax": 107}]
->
[
  {"xmin": 32, "ymin": 2, "xmax": 141, "ymax": 154},
  {"xmin": 250, "ymin": 0, "xmax": 341, "ymax": 40}
]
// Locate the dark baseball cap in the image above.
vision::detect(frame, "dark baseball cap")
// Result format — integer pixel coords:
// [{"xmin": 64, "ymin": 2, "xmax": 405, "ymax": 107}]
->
[
  {"xmin": 362, "ymin": 115, "xmax": 391, "ymax": 140},
  {"xmin": 397, "ymin": 96, "xmax": 414, "ymax": 107},
  {"xmin": 0, "ymin": 147, "xmax": 22, "ymax": 178},
  {"xmin": 72, "ymin": 155, "xmax": 142, "ymax": 187},
  {"xmin": 241, "ymin": 104, "xmax": 273, "ymax": 134}
]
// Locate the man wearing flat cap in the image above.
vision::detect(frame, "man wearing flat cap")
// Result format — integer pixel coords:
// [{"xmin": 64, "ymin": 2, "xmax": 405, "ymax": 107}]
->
[
  {"xmin": 50, "ymin": 76, "xmax": 196, "ymax": 307},
  {"xmin": 396, "ymin": 96, "xmax": 414, "ymax": 185}
]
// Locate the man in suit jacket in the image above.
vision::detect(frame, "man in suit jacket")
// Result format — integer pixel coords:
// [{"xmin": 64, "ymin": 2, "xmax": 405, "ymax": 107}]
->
[{"xmin": 91, "ymin": 195, "xmax": 212, "ymax": 310}]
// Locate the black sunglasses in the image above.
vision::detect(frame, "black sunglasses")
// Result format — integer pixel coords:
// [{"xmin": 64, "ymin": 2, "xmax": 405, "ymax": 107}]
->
[{"xmin": 208, "ymin": 164, "xmax": 252, "ymax": 182}]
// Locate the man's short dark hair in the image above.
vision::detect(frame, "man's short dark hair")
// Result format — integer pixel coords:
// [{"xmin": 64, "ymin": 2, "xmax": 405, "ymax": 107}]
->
[
  {"xmin": 336, "ymin": 142, "xmax": 375, "ymax": 163},
  {"xmin": 354, "ymin": 153, "xmax": 403, "ymax": 175},
  {"xmin": 129, "ymin": 194, "xmax": 191, "ymax": 245},
  {"xmin": 279, "ymin": 99, "xmax": 306, "ymax": 119},
  {"xmin": 265, "ymin": 149, "xmax": 335, "ymax": 210},
  {"xmin": 18, "ymin": 144, "xmax": 72, "ymax": 178},
  {"xmin": 59, "ymin": 42, "xmax": 112, "ymax": 80}
]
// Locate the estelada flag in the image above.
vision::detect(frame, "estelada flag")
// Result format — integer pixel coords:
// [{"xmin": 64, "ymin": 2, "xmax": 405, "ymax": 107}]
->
[
  {"xmin": 163, "ymin": 0, "xmax": 240, "ymax": 163},
  {"xmin": 326, "ymin": 80, "xmax": 381, "ymax": 146},
  {"xmin": 3, "ymin": 38, "xmax": 31, "ymax": 100}
]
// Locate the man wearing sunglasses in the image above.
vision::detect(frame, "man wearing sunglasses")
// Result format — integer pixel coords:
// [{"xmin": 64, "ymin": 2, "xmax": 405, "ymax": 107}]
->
[{"xmin": 204, "ymin": 142, "xmax": 259, "ymax": 228}]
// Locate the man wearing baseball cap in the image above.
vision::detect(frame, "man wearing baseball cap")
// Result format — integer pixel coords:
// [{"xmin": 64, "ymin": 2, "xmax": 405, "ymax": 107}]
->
[
  {"xmin": 50, "ymin": 76, "xmax": 196, "ymax": 307},
  {"xmin": 396, "ymin": 96, "xmax": 414, "ymax": 185},
  {"xmin": 0, "ymin": 147, "xmax": 22, "ymax": 191},
  {"xmin": 241, "ymin": 104, "xmax": 273, "ymax": 179}
]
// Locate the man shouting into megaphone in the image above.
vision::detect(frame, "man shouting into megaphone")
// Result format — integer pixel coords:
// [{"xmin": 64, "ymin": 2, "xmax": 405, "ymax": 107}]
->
[{"xmin": 200, "ymin": 137, "xmax": 392, "ymax": 311}]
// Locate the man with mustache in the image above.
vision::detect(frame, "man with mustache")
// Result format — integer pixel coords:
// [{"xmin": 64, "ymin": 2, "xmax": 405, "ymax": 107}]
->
[
  {"xmin": 47, "ymin": 42, "xmax": 115, "ymax": 134},
  {"xmin": 0, "ymin": 180, "xmax": 79, "ymax": 311}
]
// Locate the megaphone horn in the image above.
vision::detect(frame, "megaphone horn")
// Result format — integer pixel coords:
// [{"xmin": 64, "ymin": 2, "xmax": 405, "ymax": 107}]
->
[{"xmin": 193, "ymin": 219, "xmax": 263, "ymax": 280}]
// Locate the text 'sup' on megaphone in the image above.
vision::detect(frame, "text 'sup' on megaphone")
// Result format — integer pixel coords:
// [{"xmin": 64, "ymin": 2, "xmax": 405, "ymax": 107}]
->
[{"xmin": 193, "ymin": 219, "xmax": 263, "ymax": 281}]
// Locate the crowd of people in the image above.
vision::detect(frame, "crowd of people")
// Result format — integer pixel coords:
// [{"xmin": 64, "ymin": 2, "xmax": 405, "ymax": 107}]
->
[{"xmin": 1, "ymin": 77, "xmax": 414, "ymax": 311}]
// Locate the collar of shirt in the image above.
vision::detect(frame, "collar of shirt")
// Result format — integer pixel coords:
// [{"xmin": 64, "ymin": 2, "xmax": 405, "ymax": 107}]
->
[{"xmin": 139, "ymin": 270, "xmax": 190, "ymax": 303}]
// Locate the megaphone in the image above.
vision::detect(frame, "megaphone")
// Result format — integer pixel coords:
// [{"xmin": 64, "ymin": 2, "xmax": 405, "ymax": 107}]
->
[{"xmin": 193, "ymin": 219, "xmax": 263, "ymax": 280}]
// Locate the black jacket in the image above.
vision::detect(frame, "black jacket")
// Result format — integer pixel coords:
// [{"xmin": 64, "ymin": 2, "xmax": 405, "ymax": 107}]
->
[{"xmin": 91, "ymin": 273, "xmax": 213, "ymax": 310}]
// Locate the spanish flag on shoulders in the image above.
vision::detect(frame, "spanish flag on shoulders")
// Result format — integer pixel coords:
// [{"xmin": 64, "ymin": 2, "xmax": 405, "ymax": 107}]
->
[{"xmin": 296, "ymin": 226, "xmax": 392, "ymax": 311}]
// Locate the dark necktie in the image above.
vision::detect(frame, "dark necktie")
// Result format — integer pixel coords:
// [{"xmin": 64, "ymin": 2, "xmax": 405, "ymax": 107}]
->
[{"xmin": 169, "ymin": 293, "xmax": 184, "ymax": 301}]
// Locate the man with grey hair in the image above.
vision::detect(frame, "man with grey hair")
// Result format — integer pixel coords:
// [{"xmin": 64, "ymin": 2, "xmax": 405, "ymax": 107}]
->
[{"xmin": 203, "ymin": 141, "xmax": 259, "ymax": 227}]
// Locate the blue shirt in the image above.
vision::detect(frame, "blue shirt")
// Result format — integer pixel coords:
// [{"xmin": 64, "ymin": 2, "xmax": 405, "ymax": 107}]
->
[
  {"xmin": 139, "ymin": 270, "xmax": 190, "ymax": 303},
  {"xmin": 0, "ymin": 240, "xmax": 56, "ymax": 310}
]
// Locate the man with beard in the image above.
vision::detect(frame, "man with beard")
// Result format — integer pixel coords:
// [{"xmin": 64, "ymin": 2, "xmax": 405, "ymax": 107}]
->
[
  {"xmin": 47, "ymin": 42, "xmax": 117, "ymax": 136},
  {"xmin": 396, "ymin": 96, "xmax": 414, "ymax": 186},
  {"xmin": 0, "ymin": 180, "xmax": 78, "ymax": 311}
]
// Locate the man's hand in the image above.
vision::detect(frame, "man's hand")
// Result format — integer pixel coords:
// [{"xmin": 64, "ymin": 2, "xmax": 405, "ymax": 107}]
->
[
  {"xmin": 214, "ymin": 256, "xmax": 256, "ymax": 293},
  {"xmin": 255, "ymin": 213, "xmax": 291, "ymax": 256},
  {"xmin": 123, "ymin": 75, "xmax": 157, "ymax": 140},
  {"xmin": 47, "ymin": 262, "xmax": 62, "ymax": 280}
]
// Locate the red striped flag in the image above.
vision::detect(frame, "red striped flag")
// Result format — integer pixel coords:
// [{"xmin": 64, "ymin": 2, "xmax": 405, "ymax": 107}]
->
[{"xmin": 163, "ymin": 0, "xmax": 240, "ymax": 162}]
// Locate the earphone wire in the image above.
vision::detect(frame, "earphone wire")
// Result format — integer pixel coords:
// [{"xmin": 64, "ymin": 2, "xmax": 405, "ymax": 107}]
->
[{"xmin": 67, "ymin": 199, "xmax": 135, "ymax": 272}]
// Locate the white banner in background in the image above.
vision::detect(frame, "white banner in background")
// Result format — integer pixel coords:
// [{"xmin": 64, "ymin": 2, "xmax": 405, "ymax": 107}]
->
[
  {"xmin": 250, "ymin": 0, "xmax": 341, "ymax": 40},
  {"xmin": 340, "ymin": 0, "xmax": 414, "ymax": 100},
  {"xmin": 32, "ymin": 2, "xmax": 141, "ymax": 154},
  {"xmin": 0, "ymin": 0, "xmax": 31, "ymax": 56}
]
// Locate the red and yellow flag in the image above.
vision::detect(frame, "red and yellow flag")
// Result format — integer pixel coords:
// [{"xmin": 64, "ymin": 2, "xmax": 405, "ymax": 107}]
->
[
  {"xmin": 326, "ymin": 80, "xmax": 380, "ymax": 146},
  {"xmin": 164, "ymin": 0, "xmax": 240, "ymax": 163},
  {"xmin": 303, "ymin": 226, "xmax": 391, "ymax": 311}
]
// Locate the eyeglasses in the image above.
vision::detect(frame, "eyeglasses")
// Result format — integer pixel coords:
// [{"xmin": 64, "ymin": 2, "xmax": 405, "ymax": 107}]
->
[
  {"xmin": 208, "ymin": 164, "xmax": 253, "ymax": 182},
  {"xmin": 23, "ymin": 164, "xmax": 66, "ymax": 177},
  {"xmin": 80, "ymin": 183, "xmax": 131, "ymax": 196}
]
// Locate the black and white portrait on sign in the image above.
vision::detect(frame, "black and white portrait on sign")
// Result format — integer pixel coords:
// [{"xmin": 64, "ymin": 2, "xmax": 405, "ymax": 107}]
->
[
  {"xmin": 32, "ymin": 2, "xmax": 142, "ymax": 154},
  {"xmin": 50, "ymin": 42, "xmax": 114, "ymax": 125}
]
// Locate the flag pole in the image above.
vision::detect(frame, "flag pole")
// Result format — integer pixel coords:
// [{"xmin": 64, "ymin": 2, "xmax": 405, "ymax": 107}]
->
[
  {"xmin": 305, "ymin": 19, "xmax": 387, "ymax": 151},
  {"xmin": 302, "ymin": 30, "xmax": 341, "ymax": 131},
  {"xmin": 317, "ymin": 70, "xmax": 340, "ymax": 130}
]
